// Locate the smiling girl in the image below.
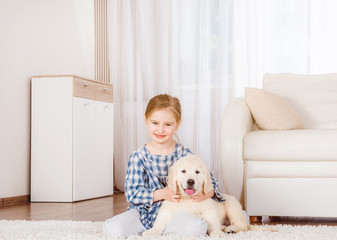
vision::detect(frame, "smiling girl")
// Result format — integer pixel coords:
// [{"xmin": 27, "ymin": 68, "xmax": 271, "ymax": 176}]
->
[{"xmin": 103, "ymin": 94, "xmax": 225, "ymax": 237}]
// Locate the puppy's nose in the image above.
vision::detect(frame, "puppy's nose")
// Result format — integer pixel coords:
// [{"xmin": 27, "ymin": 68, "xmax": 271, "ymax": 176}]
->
[{"xmin": 187, "ymin": 179, "xmax": 195, "ymax": 186}]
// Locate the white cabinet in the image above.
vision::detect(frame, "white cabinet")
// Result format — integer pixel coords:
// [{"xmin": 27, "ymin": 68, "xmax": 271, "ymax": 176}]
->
[{"xmin": 31, "ymin": 75, "xmax": 114, "ymax": 202}]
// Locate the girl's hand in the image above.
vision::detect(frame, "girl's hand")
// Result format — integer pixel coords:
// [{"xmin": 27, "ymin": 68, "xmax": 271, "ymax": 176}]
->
[
  {"xmin": 192, "ymin": 189, "xmax": 214, "ymax": 202},
  {"xmin": 154, "ymin": 187, "xmax": 180, "ymax": 202}
]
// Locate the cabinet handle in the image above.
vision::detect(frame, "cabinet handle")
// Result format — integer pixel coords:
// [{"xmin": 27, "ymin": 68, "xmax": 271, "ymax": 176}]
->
[
  {"xmin": 84, "ymin": 102, "xmax": 90, "ymax": 106},
  {"xmin": 83, "ymin": 83, "xmax": 89, "ymax": 87},
  {"xmin": 103, "ymin": 87, "xmax": 108, "ymax": 91}
]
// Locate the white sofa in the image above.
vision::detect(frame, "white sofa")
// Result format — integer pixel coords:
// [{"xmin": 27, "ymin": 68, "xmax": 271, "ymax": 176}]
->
[{"xmin": 221, "ymin": 73, "xmax": 337, "ymax": 223}]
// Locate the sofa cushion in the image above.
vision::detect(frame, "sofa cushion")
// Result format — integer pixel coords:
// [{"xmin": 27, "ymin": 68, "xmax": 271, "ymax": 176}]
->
[
  {"xmin": 243, "ymin": 129, "xmax": 337, "ymax": 161},
  {"xmin": 245, "ymin": 88, "xmax": 304, "ymax": 130},
  {"xmin": 263, "ymin": 73, "xmax": 337, "ymax": 129}
]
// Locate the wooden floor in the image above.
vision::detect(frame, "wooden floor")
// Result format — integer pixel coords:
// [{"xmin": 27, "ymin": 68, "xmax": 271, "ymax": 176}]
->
[
  {"xmin": 1, "ymin": 193, "xmax": 337, "ymax": 226},
  {"xmin": 0, "ymin": 193, "xmax": 129, "ymax": 222}
]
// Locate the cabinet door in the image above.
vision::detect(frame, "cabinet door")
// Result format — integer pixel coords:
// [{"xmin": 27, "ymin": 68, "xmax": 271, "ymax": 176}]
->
[
  {"xmin": 95, "ymin": 101, "xmax": 114, "ymax": 197},
  {"xmin": 73, "ymin": 97, "xmax": 96, "ymax": 201},
  {"xmin": 31, "ymin": 77, "xmax": 73, "ymax": 202}
]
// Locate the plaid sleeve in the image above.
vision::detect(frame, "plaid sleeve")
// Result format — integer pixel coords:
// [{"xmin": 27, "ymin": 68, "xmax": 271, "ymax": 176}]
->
[
  {"xmin": 183, "ymin": 145, "xmax": 193, "ymax": 155},
  {"xmin": 210, "ymin": 172, "xmax": 226, "ymax": 202},
  {"xmin": 125, "ymin": 153, "xmax": 155, "ymax": 205}
]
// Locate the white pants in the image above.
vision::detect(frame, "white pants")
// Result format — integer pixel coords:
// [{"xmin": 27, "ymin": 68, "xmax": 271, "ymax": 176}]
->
[{"xmin": 103, "ymin": 209, "xmax": 208, "ymax": 237}]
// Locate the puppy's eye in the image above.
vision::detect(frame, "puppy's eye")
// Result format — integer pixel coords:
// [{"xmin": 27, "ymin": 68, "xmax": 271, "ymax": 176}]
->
[
  {"xmin": 181, "ymin": 170, "xmax": 186, "ymax": 173},
  {"xmin": 195, "ymin": 170, "xmax": 200, "ymax": 174}
]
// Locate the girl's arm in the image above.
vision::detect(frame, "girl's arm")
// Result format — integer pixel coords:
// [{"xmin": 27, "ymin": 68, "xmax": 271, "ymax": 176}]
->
[
  {"xmin": 153, "ymin": 187, "xmax": 180, "ymax": 202},
  {"xmin": 210, "ymin": 172, "xmax": 226, "ymax": 201},
  {"xmin": 125, "ymin": 153, "xmax": 156, "ymax": 205}
]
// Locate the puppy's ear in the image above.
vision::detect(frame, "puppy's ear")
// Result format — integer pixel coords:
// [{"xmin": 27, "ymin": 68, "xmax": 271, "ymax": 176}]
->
[
  {"xmin": 167, "ymin": 164, "xmax": 177, "ymax": 193},
  {"xmin": 202, "ymin": 167, "xmax": 213, "ymax": 195}
]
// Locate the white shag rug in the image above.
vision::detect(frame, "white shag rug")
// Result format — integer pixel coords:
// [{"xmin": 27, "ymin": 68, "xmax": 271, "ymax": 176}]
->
[{"xmin": 1, "ymin": 220, "xmax": 337, "ymax": 240}]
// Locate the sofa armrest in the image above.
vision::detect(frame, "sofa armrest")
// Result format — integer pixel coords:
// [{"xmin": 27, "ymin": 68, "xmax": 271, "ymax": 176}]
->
[{"xmin": 220, "ymin": 97, "xmax": 254, "ymax": 207}]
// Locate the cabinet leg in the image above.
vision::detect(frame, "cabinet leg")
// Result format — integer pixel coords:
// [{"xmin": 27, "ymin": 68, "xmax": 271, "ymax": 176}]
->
[{"xmin": 249, "ymin": 216, "xmax": 262, "ymax": 224}]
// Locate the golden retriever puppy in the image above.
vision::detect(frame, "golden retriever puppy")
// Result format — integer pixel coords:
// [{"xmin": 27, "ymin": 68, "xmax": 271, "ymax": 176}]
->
[{"xmin": 143, "ymin": 155, "xmax": 274, "ymax": 237}]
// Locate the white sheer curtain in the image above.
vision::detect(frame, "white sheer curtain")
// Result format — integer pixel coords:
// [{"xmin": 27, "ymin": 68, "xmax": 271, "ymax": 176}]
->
[
  {"xmin": 108, "ymin": 0, "xmax": 337, "ymax": 192},
  {"xmin": 260, "ymin": 0, "xmax": 337, "ymax": 74},
  {"xmin": 109, "ymin": 0, "xmax": 233, "ymax": 191}
]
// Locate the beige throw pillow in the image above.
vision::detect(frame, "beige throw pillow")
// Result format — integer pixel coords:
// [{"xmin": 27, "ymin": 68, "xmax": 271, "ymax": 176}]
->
[{"xmin": 245, "ymin": 88, "xmax": 304, "ymax": 130}]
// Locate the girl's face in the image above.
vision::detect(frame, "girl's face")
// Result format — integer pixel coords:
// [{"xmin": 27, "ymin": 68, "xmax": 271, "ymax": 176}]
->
[{"xmin": 145, "ymin": 108, "xmax": 181, "ymax": 145}]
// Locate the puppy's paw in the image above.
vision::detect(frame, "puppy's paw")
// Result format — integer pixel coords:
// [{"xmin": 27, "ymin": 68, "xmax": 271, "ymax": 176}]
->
[
  {"xmin": 225, "ymin": 223, "xmax": 248, "ymax": 233},
  {"xmin": 224, "ymin": 224, "xmax": 238, "ymax": 234},
  {"xmin": 209, "ymin": 230, "xmax": 226, "ymax": 237},
  {"xmin": 142, "ymin": 228, "xmax": 162, "ymax": 236},
  {"xmin": 234, "ymin": 222, "xmax": 248, "ymax": 232}
]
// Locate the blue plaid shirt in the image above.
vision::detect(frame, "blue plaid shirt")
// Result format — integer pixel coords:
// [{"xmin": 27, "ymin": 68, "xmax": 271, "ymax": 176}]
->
[{"xmin": 125, "ymin": 143, "xmax": 225, "ymax": 229}]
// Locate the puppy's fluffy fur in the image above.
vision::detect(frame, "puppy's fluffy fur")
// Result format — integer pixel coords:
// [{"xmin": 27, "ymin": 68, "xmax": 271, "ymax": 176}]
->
[{"xmin": 143, "ymin": 155, "xmax": 275, "ymax": 237}]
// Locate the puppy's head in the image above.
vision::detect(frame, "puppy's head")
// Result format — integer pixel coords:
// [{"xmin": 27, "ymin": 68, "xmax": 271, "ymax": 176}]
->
[{"xmin": 167, "ymin": 155, "xmax": 213, "ymax": 197}]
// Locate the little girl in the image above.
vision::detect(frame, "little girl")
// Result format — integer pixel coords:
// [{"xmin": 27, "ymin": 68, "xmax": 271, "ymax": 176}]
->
[{"xmin": 103, "ymin": 94, "xmax": 225, "ymax": 237}]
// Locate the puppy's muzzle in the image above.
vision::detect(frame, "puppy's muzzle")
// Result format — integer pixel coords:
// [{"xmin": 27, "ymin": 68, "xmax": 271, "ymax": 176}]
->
[{"xmin": 185, "ymin": 179, "xmax": 195, "ymax": 195}]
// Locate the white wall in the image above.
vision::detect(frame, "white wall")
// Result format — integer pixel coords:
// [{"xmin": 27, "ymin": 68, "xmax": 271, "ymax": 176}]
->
[{"xmin": 0, "ymin": 0, "xmax": 94, "ymax": 198}]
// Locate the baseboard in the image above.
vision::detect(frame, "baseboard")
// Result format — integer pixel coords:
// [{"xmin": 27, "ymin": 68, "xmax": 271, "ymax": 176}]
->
[{"xmin": 0, "ymin": 195, "xmax": 30, "ymax": 207}]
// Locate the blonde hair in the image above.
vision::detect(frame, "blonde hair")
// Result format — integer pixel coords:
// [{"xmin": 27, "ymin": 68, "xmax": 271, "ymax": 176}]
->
[{"xmin": 145, "ymin": 94, "xmax": 182, "ymax": 122}]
